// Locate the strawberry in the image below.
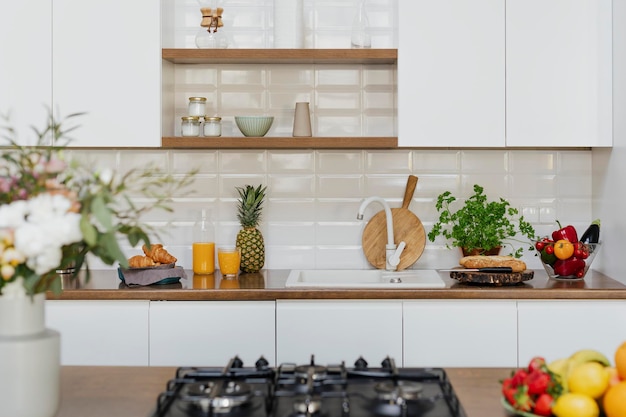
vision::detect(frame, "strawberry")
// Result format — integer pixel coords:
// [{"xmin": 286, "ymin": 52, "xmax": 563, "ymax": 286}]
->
[
  {"xmin": 533, "ymin": 393, "xmax": 553, "ymax": 416},
  {"xmin": 528, "ymin": 356, "xmax": 547, "ymax": 373},
  {"xmin": 512, "ymin": 385, "xmax": 533, "ymax": 413},
  {"xmin": 501, "ymin": 377, "xmax": 517, "ymax": 405},
  {"xmin": 511, "ymin": 368, "xmax": 528, "ymax": 387},
  {"xmin": 525, "ymin": 369, "xmax": 551, "ymax": 395}
]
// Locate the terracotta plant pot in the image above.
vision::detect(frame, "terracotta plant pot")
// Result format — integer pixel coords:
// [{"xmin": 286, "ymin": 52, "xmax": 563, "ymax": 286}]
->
[{"xmin": 461, "ymin": 246, "xmax": 501, "ymax": 257}]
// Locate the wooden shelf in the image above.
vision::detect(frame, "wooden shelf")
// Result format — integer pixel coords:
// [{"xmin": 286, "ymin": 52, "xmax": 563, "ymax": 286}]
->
[
  {"xmin": 161, "ymin": 136, "xmax": 398, "ymax": 149},
  {"xmin": 162, "ymin": 48, "xmax": 397, "ymax": 65}
]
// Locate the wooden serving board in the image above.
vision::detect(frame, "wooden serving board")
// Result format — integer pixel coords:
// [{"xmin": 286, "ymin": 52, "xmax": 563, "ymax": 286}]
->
[
  {"xmin": 449, "ymin": 269, "xmax": 534, "ymax": 286},
  {"xmin": 362, "ymin": 175, "xmax": 425, "ymax": 270}
]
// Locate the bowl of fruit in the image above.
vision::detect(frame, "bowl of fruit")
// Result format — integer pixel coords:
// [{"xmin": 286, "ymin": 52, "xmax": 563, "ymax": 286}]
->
[{"xmin": 533, "ymin": 220, "xmax": 600, "ymax": 280}]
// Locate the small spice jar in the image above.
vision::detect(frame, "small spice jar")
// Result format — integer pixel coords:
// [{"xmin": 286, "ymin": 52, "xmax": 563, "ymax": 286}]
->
[
  {"xmin": 203, "ymin": 116, "xmax": 222, "ymax": 137},
  {"xmin": 188, "ymin": 97, "xmax": 207, "ymax": 117},
  {"xmin": 181, "ymin": 116, "xmax": 201, "ymax": 137}
]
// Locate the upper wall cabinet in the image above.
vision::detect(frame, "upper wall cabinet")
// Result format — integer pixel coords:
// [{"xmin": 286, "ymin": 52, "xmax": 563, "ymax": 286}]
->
[
  {"xmin": 398, "ymin": 0, "xmax": 612, "ymax": 148},
  {"xmin": 52, "ymin": 0, "xmax": 161, "ymax": 147},
  {"xmin": 0, "ymin": 0, "xmax": 52, "ymax": 145},
  {"xmin": 398, "ymin": 0, "xmax": 505, "ymax": 147},
  {"xmin": 506, "ymin": 0, "xmax": 612, "ymax": 147}
]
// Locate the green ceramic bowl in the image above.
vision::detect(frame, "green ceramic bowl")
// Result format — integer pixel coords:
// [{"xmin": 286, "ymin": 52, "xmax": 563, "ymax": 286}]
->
[{"xmin": 235, "ymin": 116, "xmax": 274, "ymax": 137}]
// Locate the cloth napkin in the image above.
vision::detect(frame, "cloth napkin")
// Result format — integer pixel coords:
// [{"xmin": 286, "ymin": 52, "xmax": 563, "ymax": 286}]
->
[{"xmin": 117, "ymin": 266, "xmax": 187, "ymax": 286}]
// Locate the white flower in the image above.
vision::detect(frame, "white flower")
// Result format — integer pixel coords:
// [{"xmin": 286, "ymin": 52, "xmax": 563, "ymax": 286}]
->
[
  {"xmin": 0, "ymin": 200, "xmax": 28, "ymax": 229},
  {"xmin": 9, "ymin": 194, "xmax": 83, "ymax": 275}
]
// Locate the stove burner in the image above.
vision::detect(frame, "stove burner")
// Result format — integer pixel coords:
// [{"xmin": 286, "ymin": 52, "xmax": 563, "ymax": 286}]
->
[
  {"xmin": 293, "ymin": 396, "xmax": 322, "ymax": 415},
  {"xmin": 294, "ymin": 356, "xmax": 327, "ymax": 383},
  {"xmin": 182, "ymin": 380, "xmax": 253, "ymax": 414},
  {"xmin": 374, "ymin": 380, "xmax": 423, "ymax": 402}
]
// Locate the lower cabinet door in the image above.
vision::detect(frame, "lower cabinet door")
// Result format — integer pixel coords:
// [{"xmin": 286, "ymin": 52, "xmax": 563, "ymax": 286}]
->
[
  {"xmin": 276, "ymin": 300, "xmax": 403, "ymax": 366},
  {"xmin": 149, "ymin": 301, "xmax": 276, "ymax": 367},
  {"xmin": 403, "ymin": 300, "xmax": 518, "ymax": 367},
  {"xmin": 518, "ymin": 300, "xmax": 626, "ymax": 365},
  {"xmin": 46, "ymin": 300, "xmax": 150, "ymax": 366}
]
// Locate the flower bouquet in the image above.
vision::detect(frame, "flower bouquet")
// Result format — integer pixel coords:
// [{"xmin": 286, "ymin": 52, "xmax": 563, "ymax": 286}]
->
[{"xmin": 0, "ymin": 111, "xmax": 196, "ymax": 296}]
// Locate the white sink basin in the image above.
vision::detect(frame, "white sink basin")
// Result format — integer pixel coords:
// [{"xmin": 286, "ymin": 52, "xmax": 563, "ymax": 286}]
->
[{"xmin": 285, "ymin": 269, "xmax": 446, "ymax": 289}]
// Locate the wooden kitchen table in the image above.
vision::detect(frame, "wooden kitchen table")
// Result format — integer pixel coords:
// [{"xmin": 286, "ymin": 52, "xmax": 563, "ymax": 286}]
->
[{"xmin": 57, "ymin": 366, "xmax": 508, "ymax": 417}]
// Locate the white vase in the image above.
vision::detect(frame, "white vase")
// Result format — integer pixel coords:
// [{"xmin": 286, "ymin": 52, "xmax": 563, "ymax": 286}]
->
[{"xmin": 0, "ymin": 285, "xmax": 61, "ymax": 417}]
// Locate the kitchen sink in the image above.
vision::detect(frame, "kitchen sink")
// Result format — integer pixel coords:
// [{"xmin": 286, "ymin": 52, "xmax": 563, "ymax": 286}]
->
[{"xmin": 285, "ymin": 269, "xmax": 446, "ymax": 289}]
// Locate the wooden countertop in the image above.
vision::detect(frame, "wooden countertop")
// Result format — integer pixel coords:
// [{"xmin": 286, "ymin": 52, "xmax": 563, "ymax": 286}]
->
[
  {"xmin": 57, "ymin": 366, "xmax": 507, "ymax": 417},
  {"xmin": 48, "ymin": 269, "xmax": 626, "ymax": 301}
]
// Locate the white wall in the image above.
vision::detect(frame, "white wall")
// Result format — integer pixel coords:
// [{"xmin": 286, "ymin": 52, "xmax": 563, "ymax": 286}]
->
[{"xmin": 592, "ymin": 0, "xmax": 626, "ymax": 284}]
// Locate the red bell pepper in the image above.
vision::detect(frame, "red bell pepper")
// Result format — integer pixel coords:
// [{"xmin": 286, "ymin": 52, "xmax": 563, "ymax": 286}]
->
[
  {"xmin": 553, "ymin": 257, "xmax": 586, "ymax": 277},
  {"xmin": 551, "ymin": 220, "xmax": 578, "ymax": 242}
]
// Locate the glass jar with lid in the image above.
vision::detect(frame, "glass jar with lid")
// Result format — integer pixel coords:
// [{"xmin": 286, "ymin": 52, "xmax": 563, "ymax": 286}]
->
[
  {"xmin": 188, "ymin": 97, "xmax": 207, "ymax": 117},
  {"xmin": 181, "ymin": 116, "xmax": 201, "ymax": 137},
  {"xmin": 203, "ymin": 116, "xmax": 222, "ymax": 137}
]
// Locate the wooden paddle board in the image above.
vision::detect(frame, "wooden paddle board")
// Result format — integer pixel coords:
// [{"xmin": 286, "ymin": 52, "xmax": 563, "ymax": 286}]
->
[{"xmin": 361, "ymin": 175, "xmax": 426, "ymax": 270}]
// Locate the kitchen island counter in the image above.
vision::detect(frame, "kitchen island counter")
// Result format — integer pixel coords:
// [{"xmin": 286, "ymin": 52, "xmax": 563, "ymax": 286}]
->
[
  {"xmin": 57, "ymin": 366, "xmax": 506, "ymax": 417},
  {"xmin": 49, "ymin": 269, "xmax": 626, "ymax": 300}
]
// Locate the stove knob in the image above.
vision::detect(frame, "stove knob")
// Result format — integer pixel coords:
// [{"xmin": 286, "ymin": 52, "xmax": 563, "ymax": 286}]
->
[
  {"xmin": 354, "ymin": 357, "xmax": 368, "ymax": 370},
  {"xmin": 255, "ymin": 356, "xmax": 270, "ymax": 369}
]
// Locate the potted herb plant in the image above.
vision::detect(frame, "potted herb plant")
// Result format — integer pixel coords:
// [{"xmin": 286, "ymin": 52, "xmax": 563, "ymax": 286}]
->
[{"xmin": 427, "ymin": 184, "xmax": 536, "ymax": 258}]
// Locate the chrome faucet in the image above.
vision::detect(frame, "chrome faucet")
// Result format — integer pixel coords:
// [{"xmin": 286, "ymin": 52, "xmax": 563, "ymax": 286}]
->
[{"xmin": 357, "ymin": 196, "xmax": 406, "ymax": 271}]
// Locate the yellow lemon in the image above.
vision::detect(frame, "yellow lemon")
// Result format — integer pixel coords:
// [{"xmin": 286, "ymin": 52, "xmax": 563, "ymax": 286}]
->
[
  {"xmin": 568, "ymin": 362, "xmax": 610, "ymax": 399},
  {"xmin": 552, "ymin": 393, "xmax": 600, "ymax": 417}
]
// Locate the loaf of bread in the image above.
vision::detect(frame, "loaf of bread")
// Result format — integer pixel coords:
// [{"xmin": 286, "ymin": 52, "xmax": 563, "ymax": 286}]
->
[{"xmin": 459, "ymin": 255, "xmax": 527, "ymax": 273}]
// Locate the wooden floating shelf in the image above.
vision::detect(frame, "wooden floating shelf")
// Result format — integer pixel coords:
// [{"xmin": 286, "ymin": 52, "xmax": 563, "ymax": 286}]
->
[
  {"xmin": 161, "ymin": 136, "xmax": 398, "ymax": 149},
  {"xmin": 162, "ymin": 48, "xmax": 398, "ymax": 65}
]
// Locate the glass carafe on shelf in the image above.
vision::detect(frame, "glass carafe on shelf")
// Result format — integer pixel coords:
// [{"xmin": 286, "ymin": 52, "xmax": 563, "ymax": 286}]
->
[
  {"xmin": 351, "ymin": 0, "xmax": 372, "ymax": 49},
  {"xmin": 195, "ymin": 6, "xmax": 229, "ymax": 48}
]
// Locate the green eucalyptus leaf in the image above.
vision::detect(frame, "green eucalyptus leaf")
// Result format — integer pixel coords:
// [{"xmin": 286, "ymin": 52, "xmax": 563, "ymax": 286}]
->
[{"xmin": 91, "ymin": 194, "xmax": 114, "ymax": 231}]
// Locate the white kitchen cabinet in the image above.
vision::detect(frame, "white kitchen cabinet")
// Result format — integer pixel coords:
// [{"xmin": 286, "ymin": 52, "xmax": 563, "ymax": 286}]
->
[
  {"xmin": 398, "ymin": 0, "xmax": 505, "ymax": 147},
  {"xmin": 398, "ymin": 0, "xmax": 612, "ymax": 148},
  {"xmin": 0, "ymin": 0, "xmax": 52, "ymax": 145},
  {"xmin": 506, "ymin": 0, "xmax": 612, "ymax": 147},
  {"xmin": 276, "ymin": 300, "xmax": 403, "ymax": 366},
  {"xmin": 149, "ymin": 301, "xmax": 275, "ymax": 367},
  {"xmin": 518, "ymin": 300, "xmax": 626, "ymax": 365},
  {"xmin": 403, "ymin": 300, "xmax": 518, "ymax": 367},
  {"xmin": 52, "ymin": 0, "xmax": 161, "ymax": 147},
  {"xmin": 46, "ymin": 300, "xmax": 149, "ymax": 366}
]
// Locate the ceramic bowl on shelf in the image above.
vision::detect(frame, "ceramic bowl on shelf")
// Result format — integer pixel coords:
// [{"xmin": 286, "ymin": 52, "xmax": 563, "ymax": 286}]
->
[
  {"xmin": 235, "ymin": 116, "xmax": 274, "ymax": 137},
  {"xmin": 533, "ymin": 239, "xmax": 600, "ymax": 280}
]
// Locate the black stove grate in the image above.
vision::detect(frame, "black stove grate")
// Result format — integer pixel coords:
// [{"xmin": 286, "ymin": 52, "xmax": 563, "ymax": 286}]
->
[{"xmin": 151, "ymin": 356, "xmax": 467, "ymax": 417}]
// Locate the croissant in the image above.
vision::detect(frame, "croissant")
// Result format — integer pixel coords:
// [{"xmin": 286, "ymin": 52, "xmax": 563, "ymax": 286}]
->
[
  {"xmin": 128, "ymin": 255, "xmax": 157, "ymax": 268},
  {"xmin": 142, "ymin": 244, "xmax": 177, "ymax": 264}
]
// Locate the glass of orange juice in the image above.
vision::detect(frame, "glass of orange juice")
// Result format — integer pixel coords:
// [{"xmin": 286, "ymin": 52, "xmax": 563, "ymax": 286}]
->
[{"xmin": 218, "ymin": 246, "xmax": 241, "ymax": 277}]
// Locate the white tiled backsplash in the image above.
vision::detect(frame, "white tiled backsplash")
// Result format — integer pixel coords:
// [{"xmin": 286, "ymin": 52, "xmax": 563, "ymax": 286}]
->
[{"xmin": 73, "ymin": 149, "xmax": 592, "ymax": 271}]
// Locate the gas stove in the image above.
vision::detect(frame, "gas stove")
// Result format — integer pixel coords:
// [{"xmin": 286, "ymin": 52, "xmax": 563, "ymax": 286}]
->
[{"xmin": 151, "ymin": 356, "xmax": 467, "ymax": 417}]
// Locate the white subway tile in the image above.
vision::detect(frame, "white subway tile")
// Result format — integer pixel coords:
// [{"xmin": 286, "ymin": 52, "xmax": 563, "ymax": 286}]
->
[
  {"xmin": 268, "ymin": 151, "xmax": 315, "ymax": 172},
  {"xmin": 316, "ymin": 151, "xmax": 364, "ymax": 173},
  {"xmin": 317, "ymin": 175, "xmax": 364, "ymax": 198},
  {"xmin": 366, "ymin": 151, "xmax": 412, "ymax": 172}
]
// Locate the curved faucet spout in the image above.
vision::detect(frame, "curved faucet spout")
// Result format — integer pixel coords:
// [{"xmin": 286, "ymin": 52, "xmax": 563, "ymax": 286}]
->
[{"xmin": 357, "ymin": 196, "xmax": 395, "ymax": 250}]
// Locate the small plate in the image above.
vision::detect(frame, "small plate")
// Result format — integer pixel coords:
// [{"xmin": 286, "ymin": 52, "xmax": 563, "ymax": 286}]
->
[
  {"xmin": 126, "ymin": 262, "xmax": 175, "ymax": 271},
  {"xmin": 501, "ymin": 397, "xmax": 542, "ymax": 417}
]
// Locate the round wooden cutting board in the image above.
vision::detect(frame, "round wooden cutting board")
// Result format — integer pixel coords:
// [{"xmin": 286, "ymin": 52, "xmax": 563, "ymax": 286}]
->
[{"xmin": 361, "ymin": 175, "xmax": 426, "ymax": 270}]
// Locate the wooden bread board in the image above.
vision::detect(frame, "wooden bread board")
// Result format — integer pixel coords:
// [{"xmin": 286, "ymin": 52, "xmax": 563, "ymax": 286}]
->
[
  {"xmin": 361, "ymin": 176, "xmax": 425, "ymax": 270},
  {"xmin": 449, "ymin": 269, "xmax": 534, "ymax": 286}
]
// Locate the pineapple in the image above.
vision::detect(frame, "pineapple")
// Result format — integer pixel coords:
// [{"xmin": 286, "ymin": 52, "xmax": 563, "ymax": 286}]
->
[{"xmin": 235, "ymin": 184, "xmax": 267, "ymax": 273}]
